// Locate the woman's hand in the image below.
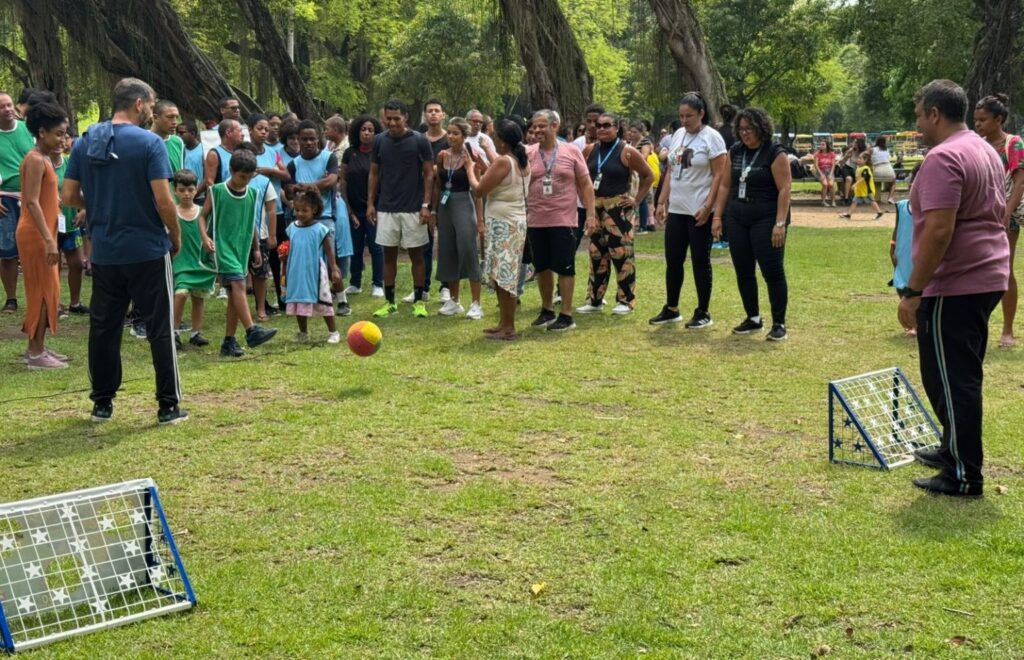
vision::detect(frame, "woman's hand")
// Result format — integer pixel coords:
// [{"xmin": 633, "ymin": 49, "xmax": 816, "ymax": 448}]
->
[
  {"xmin": 477, "ymin": 218, "xmax": 486, "ymax": 237},
  {"xmin": 694, "ymin": 205, "xmax": 711, "ymax": 226},
  {"xmin": 654, "ymin": 203, "xmax": 667, "ymax": 225},
  {"xmin": 711, "ymin": 217, "xmax": 723, "ymax": 241},
  {"xmin": 44, "ymin": 237, "xmax": 59, "ymax": 265},
  {"xmin": 616, "ymin": 195, "xmax": 636, "ymax": 209},
  {"xmin": 771, "ymin": 224, "xmax": 786, "ymax": 248}
]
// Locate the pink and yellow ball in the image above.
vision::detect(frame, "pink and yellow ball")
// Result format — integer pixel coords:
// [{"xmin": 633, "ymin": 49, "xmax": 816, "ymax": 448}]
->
[{"xmin": 347, "ymin": 321, "xmax": 382, "ymax": 357}]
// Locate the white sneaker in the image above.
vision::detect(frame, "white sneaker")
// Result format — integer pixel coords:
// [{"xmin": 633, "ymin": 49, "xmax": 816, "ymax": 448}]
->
[
  {"xmin": 440, "ymin": 287, "xmax": 451, "ymax": 303},
  {"xmin": 344, "ymin": 285, "xmax": 362, "ymax": 295},
  {"xmin": 326, "ymin": 331, "xmax": 341, "ymax": 344},
  {"xmin": 217, "ymin": 287, "xmax": 228, "ymax": 300},
  {"xmin": 371, "ymin": 286, "xmax": 385, "ymax": 298},
  {"xmin": 576, "ymin": 303, "xmax": 603, "ymax": 314},
  {"xmin": 401, "ymin": 291, "xmax": 430, "ymax": 303},
  {"xmin": 612, "ymin": 303, "xmax": 633, "ymax": 315},
  {"xmin": 439, "ymin": 299, "xmax": 464, "ymax": 316},
  {"xmin": 466, "ymin": 302, "xmax": 484, "ymax": 320},
  {"xmin": 553, "ymin": 294, "xmax": 562, "ymax": 305}
]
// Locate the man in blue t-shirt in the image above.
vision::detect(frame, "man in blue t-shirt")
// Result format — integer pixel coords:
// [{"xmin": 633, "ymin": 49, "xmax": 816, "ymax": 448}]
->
[{"xmin": 63, "ymin": 77, "xmax": 187, "ymax": 426}]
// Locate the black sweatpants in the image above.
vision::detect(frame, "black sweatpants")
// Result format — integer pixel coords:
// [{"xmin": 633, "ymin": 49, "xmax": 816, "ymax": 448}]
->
[
  {"xmin": 916, "ymin": 292, "xmax": 1002, "ymax": 486},
  {"xmin": 664, "ymin": 213, "xmax": 712, "ymax": 311},
  {"xmin": 89, "ymin": 255, "xmax": 181, "ymax": 409},
  {"xmin": 725, "ymin": 202, "xmax": 788, "ymax": 325}
]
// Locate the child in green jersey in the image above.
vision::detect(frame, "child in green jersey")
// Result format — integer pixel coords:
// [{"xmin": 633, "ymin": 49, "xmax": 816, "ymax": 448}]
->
[
  {"xmin": 198, "ymin": 150, "xmax": 277, "ymax": 357},
  {"xmin": 171, "ymin": 170, "xmax": 214, "ymax": 348}
]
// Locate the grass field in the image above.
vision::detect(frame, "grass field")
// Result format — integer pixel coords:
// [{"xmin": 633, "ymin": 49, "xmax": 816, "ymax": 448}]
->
[{"xmin": 1, "ymin": 220, "xmax": 1022, "ymax": 657}]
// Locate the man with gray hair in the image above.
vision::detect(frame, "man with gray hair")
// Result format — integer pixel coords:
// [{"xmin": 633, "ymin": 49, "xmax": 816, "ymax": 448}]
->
[
  {"xmin": 465, "ymin": 109, "xmax": 498, "ymax": 164},
  {"xmin": 64, "ymin": 77, "xmax": 187, "ymax": 425},
  {"xmin": 524, "ymin": 109, "xmax": 597, "ymax": 332},
  {"xmin": 898, "ymin": 79, "xmax": 1009, "ymax": 497}
]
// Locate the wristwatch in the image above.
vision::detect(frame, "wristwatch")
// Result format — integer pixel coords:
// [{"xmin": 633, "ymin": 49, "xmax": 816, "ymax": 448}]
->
[
  {"xmin": 421, "ymin": 203, "xmax": 430, "ymax": 209},
  {"xmin": 774, "ymin": 221, "xmax": 786, "ymax": 228},
  {"xmin": 898, "ymin": 287, "xmax": 923, "ymax": 299}
]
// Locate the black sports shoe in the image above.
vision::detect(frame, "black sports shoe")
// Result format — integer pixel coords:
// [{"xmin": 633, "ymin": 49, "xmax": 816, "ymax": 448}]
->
[
  {"xmin": 2, "ymin": 298, "xmax": 16, "ymax": 312},
  {"xmin": 245, "ymin": 324, "xmax": 278, "ymax": 348},
  {"xmin": 175, "ymin": 333, "xmax": 184, "ymax": 350},
  {"xmin": 913, "ymin": 447, "xmax": 945, "ymax": 469},
  {"xmin": 265, "ymin": 305, "xmax": 280, "ymax": 316},
  {"xmin": 220, "ymin": 337, "xmax": 244, "ymax": 357},
  {"xmin": 649, "ymin": 306, "xmax": 682, "ymax": 325},
  {"xmin": 157, "ymin": 406, "xmax": 189, "ymax": 426},
  {"xmin": 766, "ymin": 324, "xmax": 787, "ymax": 341},
  {"xmin": 189, "ymin": 333, "xmax": 210, "ymax": 347},
  {"xmin": 337, "ymin": 301, "xmax": 352, "ymax": 317},
  {"xmin": 684, "ymin": 309, "xmax": 713, "ymax": 329},
  {"xmin": 547, "ymin": 314, "xmax": 576, "ymax": 332},
  {"xmin": 130, "ymin": 321, "xmax": 147, "ymax": 339},
  {"xmin": 91, "ymin": 401, "xmax": 113, "ymax": 422},
  {"xmin": 68, "ymin": 303, "xmax": 90, "ymax": 315},
  {"xmin": 913, "ymin": 473, "xmax": 982, "ymax": 498},
  {"xmin": 531, "ymin": 309, "xmax": 557, "ymax": 327},
  {"xmin": 732, "ymin": 318, "xmax": 764, "ymax": 334}
]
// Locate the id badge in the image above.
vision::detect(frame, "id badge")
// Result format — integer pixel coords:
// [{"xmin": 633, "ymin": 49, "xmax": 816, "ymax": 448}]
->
[
  {"xmin": 543, "ymin": 176, "xmax": 553, "ymax": 196},
  {"xmin": 673, "ymin": 163, "xmax": 683, "ymax": 180},
  {"xmin": 593, "ymin": 173, "xmax": 603, "ymax": 190},
  {"xmin": 440, "ymin": 190, "xmax": 450, "ymax": 206},
  {"xmin": 737, "ymin": 182, "xmax": 747, "ymax": 199}
]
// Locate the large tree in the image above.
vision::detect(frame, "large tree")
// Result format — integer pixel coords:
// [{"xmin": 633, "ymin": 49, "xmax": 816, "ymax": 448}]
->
[
  {"xmin": 497, "ymin": 0, "xmax": 593, "ymax": 124},
  {"xmin": 16, "ymin": 0, "xmax": 76, "ymax": 129},
  {"xmin": 647, "ymin": 0, "xmax": 727, "ymax": 123},
  {"xmin": 964, "ymin": 0, "xmax": 1024, "ymax": 125}
]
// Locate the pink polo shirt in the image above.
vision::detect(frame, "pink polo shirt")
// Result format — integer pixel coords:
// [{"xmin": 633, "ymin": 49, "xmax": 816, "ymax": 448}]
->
[{"xmin": 526, "ymin": 142, "xmax": 588, "ymax": 228}]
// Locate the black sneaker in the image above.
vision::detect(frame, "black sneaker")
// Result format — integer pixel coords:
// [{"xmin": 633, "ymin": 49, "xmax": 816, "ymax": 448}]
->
[
  {"xmin": 189, "ymin": 333, "xmax": 210, "ymax": 347},
  {"xmin": 130, "ymin": 321, "xmax": 147, "ymax": 339},
  {"xmin": 337, "ymin": 302, "xmax": 352, "ymax": 317},
  {"xmin": 649, "ymin": 306, "xmax": 682, "ymax": 326},
  {"xmin": 220, "ymin": 337, "xmax": 244, "ymax": 357},
  {"xmin": 531, "ymin": 309, "xmax": 557, "ymax": 327},
  {"xmin": 68, "ymin": 303, "xmax": 90, "ymax": 315},
  {"xmin": 2, "ymin": 298, "xmax": 16, "ymax": 312},
  {"xmin": 732, "ymin": 318, "xmax": 764, "ymax": 334},
  {"xmin": 265, "ymin": 305, "xmax": 280, "ymax": 317},
  {"xmin": 91, "ymin": 401, "xmax": 113, "ymax": 422},
  {"xmin": 912, "ymin": 473, "xmax": 982, "ymax": 498},
  {"xmin": 245, "ymin": 324, "xmax": 278, "ymax": 348},
  {"xmin": 157, "ymin": 406, "xmax": 189, "ymax": 426},
  {"xmin": 547, "ymin": 314, "xmax": 576, "ymax": 332},
  {"xmin": 684, "ymin": 309, "xmax": 713, "ymax": 329},
  {"xmin": 913, "ymin": 447, "xmax": 945, "ymax": 469},
  {"xmin": 766, "ymin": 324, "xmax": 787, "ymax": 341},
  {"xmin": 175, "ymin": 333, "xmax": 184, "ymax": 350}
]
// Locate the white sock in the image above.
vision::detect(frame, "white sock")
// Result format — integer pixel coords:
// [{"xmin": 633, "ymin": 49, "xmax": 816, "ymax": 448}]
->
[
  {"xmin": 337, "ymin": 291, "xmax": 347, "ymax": 304},
  {"xmin": 751, "ymin": 315, "xmax": 762, "ymax": 323}
]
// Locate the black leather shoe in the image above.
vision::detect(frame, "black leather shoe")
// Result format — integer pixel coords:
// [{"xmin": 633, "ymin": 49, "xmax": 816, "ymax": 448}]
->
[
  {"xmin": 913, "ymin": 447, "xmax": 945, "ymax": 469},
  {"xmin": 913, "ymin": 473, "xmax": 982, "ymax": 498}
]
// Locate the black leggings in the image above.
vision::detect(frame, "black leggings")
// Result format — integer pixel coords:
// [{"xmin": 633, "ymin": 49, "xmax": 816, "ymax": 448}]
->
[
  {"xmin": 726, "ymin": 207, "xmax": 788, "ymax": 325},
  {"xmin": 664, "ymin": 213, "xmax": 712, "ymax": 311}
]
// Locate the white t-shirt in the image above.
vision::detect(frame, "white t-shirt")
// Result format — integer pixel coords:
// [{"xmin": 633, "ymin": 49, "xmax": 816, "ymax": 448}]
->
[
  {"xmin": 466, "ymin": 132, "xmax": 496, "ymax": 164},
  {"xmin": 256, "ymin": 181, "xmax": 278, "ymax": 240},
  {"xmin": 572, "ymin": 136, "xmax": 587, "ymax": 151},
  {"xmin": 871, "ymin": 148, "xmax": 890, "ymax": 167},
  {"xmin": 666, "ymin": 125, "xmax": 727, "ymax": 216}
]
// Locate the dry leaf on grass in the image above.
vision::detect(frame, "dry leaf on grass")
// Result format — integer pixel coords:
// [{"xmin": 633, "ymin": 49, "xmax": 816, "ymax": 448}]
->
[
  {"xmin": 946, "ymin": 636, "xmax": 974, "ymax": 646},
  {"xmin": 531, "ymin": 581, "xmax": 547, "ymax": 596}
]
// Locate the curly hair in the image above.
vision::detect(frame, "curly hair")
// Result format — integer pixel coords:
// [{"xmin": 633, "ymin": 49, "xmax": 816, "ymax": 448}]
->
[
  {"xmin": 347, "ymin": 114, "xmax": 382, "ymax": 149},
  {"xmin": 733, "ymin": 107, "xmax": 774, "ymax": 143},
  {"xmin": 291, "ymin": 188, "xmax": 324, "ymax": 217},
  {"xmin": 25, "ymin": 101, "xmax": 67, "ymax": 138}
]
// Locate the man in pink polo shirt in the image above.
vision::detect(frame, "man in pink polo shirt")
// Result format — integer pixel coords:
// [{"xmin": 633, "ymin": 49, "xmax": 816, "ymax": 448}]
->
[
  {"xmin": 898, "ymin": 79, "xmax": 1009, "ymax": 498},
  {"xmin": 525, "ymin": 109, "xmax": 597, "ymax": 332}
]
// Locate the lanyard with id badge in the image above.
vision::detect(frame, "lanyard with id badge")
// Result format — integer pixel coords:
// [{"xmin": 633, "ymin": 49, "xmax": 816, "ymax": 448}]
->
[
  {"xmin": 540, "ymin": 143, "xmax": 559, "ymax": 196},
  {"xmin": 440, "ymin": 152, "xmax": 464, "ymax": 206},
  {"xmin": 593, "ymin": 138, "xmax": 619, "ymax": 191},
  {"xmin": 738, "ymin": 146, "xmax": 764, "ymax": 200}
]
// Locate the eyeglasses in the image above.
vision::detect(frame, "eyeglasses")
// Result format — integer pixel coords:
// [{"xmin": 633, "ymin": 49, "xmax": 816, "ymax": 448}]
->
[
  {"xmin": 595, "ymin": 122, "xmax": 616, "ymax": 129},
  {"xmin": 737, "ymin": 126, "xmax": 756, "ymax": 134}
]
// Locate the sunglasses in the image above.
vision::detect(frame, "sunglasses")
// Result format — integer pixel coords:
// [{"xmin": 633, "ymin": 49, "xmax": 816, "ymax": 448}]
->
[{"xmin": 596, "ymin": 122, "xmax": 616, "ymax": 129}]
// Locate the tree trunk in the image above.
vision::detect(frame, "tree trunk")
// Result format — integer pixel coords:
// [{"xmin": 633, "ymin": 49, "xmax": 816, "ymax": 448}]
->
[
  {"xmin": 233, "ymin": 0, "xmax": 321, "ymax": 121},
  {"xmin": 964, "ymin": 0, "xmax": 1023, "ymax": 128},
  {"xmin": 51, "ymin": 0, "xmax": 257, "ymax": 121},
  {"xmin": 497, "ymin": 0, "xmax": 593, "ymax": 126},
  {"xmin": 647, "ymin": 0, "xmax": 728, "ymax": 124},
  {"xmin": 17, "ymin": 0, "xmax": 77, "ymax": 131}
]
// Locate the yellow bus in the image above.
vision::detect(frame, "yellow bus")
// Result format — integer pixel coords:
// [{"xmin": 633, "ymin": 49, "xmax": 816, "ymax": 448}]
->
[{"xmin": 793, "ymin": 134, "xmax": 814, "ymax": 155}]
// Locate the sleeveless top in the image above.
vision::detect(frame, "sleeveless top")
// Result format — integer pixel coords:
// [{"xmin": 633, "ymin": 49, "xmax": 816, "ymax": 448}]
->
[
  {"xmin": 438, "ymin": 153, "xmax": 471, "ymax": 193},
  {"xmin": 486, "ymin": 155, "xmax": 530, "ymax": 222},
  {"xmin": 586, "ymin": 139, "xmax": 630, "ymax": 197},
  {"xmin": 255, "ymin": 145, "xmax": 283, "ymax": 215},
  {"xmin": 213, "ymin": 145, "xmax": 233, "ymax": 183},
  {"xmin": 209, "ymin": 182, "xmax": 258, "ymax": 274},
  {"xmin": 183, "ymin": 144, "xmax": 204, "ymax": 181},
  {"xmin": 871, "ymin": 148, "xmax": 890, "ymax": 167},
  {"xmin": 18, "ymin": 151, "xmax": 59, "ymax": 236},
  {"xmin": 291, "ymin": 150, "xmax": 335, "ymax": 220}
]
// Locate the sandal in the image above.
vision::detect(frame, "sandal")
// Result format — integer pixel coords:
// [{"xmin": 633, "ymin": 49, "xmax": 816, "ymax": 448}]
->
[
  {"xmin": 999, "ymin": 335, "xmax": 1016, "ymax": 348},
  {"xmin": 485, "ymin": 332, "xmax": 518, "ymax": 341}
]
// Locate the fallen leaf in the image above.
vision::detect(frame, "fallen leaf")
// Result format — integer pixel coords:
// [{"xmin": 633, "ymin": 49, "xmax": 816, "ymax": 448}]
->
[
  {"xmin": 531, "ymin": 582, "xmax": 547, "ymax": 596},
  {"xmin": 715, "ymin": 556, "xmax": 750, "ymax": 567},
  {"xmin": 845, "ymin": 627, "xmax": 854, "ymax": 638},
  {"xmin": 946, "ymin": 636, "xmax": 973, "ymax": 646},
  {"xmin": 815, "ymin": 644, "xmax": 831, "ymax": 656},
  {"xmin": 995, "ymin": 485, "xmax": 1008, "ymax": 495},
  {"xmin": 784, "ymin": 613, "xmax": 805, "ymax": 630}
]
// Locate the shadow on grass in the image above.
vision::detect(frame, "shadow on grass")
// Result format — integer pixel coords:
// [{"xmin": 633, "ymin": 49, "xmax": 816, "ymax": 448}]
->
[
  {"xmin": 0, "ymin": 417, "xmax": 140, "ymax": 461},
  {"xmin": 893, "ymin": 493, "xmax": 1002, "ymax": 540}
]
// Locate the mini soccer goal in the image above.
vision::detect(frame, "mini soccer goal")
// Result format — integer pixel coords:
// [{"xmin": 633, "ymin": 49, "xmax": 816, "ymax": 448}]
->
[
  {"xmin": 829, "ymin": 367, "xmax": 940, "ymax": 470},
  {"xmin": 0, "ymin": 479, "xmax": 195, "ymax": 652}
]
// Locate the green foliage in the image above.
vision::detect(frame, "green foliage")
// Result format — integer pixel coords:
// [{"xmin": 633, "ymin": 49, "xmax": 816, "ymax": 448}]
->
[{"xmin": 562, "ymin": 0, "xmax": 631, "ymax": 114}]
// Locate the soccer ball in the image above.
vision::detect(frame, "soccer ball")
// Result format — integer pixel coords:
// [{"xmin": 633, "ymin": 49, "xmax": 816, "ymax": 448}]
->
[{"xmin": 346, "ymin": 321, "xmax": 382, "ymax": 357}]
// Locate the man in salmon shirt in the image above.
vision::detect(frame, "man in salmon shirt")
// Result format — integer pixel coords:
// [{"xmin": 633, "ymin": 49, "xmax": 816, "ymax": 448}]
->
[{"xmin": 898, "ymin": 79, "xmax": 1009, "ymax": 498}]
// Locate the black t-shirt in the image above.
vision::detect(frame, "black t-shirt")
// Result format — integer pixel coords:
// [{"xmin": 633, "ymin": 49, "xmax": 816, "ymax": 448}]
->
[
  {"xmin": 427, "ymin": 133, "xmax": 449, "ymax": 159},
  {"xmin": 729, "ymin": 142, "xmax": 786, "ymax": 201},
  {"xmin": 720, "ymin": 125, "xmax": 736, "ymax": 149},
  {"xmin": 342, "ymin": 146, "xmax": 372, "ymax": 216},
  {"xmin": 371, "ymin": 130, "xmax": 434, "ymax": 213}
]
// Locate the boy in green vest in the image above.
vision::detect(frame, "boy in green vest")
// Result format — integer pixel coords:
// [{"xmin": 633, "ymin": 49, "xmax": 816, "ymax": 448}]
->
[
  {"xmin": 171, "ymin": 169, "xmax": 214, "ymax": 348},
  {"xmin": 199, "ymin": 150, "xmax": 277, "ymax": 356}
]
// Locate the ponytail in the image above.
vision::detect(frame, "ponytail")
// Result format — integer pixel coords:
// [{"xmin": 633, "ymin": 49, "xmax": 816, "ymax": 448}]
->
[{"xmin": 495, "ymin": 119, "xmax": 527, "ymax": 169}]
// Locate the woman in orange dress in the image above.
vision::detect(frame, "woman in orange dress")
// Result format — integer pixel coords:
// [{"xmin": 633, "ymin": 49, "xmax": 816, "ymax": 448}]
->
[{"xmin": 16, "ymin": 100, "xmax": 68, "ymax": 369}]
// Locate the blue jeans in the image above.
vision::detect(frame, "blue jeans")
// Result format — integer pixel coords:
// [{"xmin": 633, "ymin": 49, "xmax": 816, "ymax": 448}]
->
[
  {"xmin": 350, "ymin": 212, "xmax": 383, "ymax": 288},
  {"xmin": 0, "ymin": 196, "xmax": 21, "ymax": 259}
]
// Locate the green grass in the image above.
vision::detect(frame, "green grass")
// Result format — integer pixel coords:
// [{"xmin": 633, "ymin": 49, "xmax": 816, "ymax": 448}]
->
[{"xmin": 2, "ymin": 225, "xmax": 1023, "ymax": 657}]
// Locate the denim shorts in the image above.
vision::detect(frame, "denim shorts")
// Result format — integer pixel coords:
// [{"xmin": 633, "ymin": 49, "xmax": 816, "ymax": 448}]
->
[
  {"xmin": 0, "ymin": 196, "xmax": 20, "ymax": 259},
  {"xmin": 220, "ymin": 272, "xmax": 246, "ymax": 282}
]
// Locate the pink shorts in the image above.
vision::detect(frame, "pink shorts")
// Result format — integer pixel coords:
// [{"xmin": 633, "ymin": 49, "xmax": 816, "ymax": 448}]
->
[{"xmin": 286, "ymin": 302, "xmax": 334, "ymax": 317}]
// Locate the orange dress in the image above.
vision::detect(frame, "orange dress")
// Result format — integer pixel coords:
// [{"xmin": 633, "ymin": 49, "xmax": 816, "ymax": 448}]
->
[{"xmin": 15, "ymin": 150, "xmax": 60, "ymax": 337}]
